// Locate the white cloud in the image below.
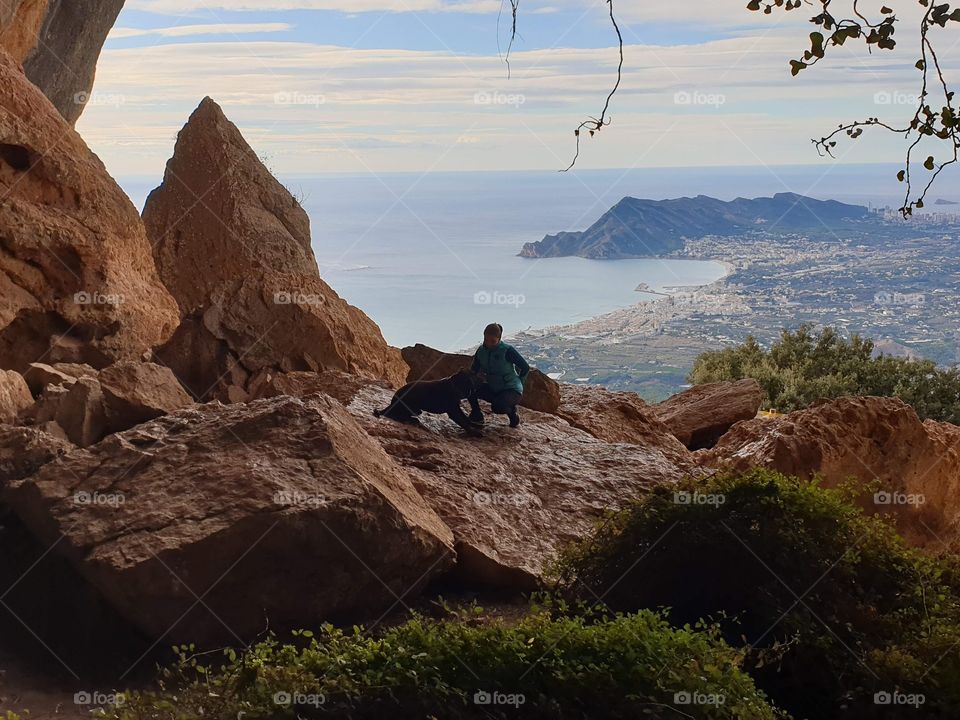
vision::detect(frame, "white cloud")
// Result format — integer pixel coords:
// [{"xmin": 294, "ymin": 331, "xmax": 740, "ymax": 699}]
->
[
  {"xmin": 109, "ymin": 22, "xmax": 293, "ymax": 39},
  {"xmin": 131, "ymin": 0, "xmax": 501, "ymax": 14}
]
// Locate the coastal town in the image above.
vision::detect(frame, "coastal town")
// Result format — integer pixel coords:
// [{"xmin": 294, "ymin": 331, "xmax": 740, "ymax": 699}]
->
[{"xmin": 513, "ymin": 215, "xmax": 960, "ymax": 400}]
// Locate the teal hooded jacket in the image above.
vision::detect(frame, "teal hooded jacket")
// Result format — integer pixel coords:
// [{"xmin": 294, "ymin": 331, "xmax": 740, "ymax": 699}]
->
[{"xmin": 471, "ymin": 341, "xmax": 530, "ymax": 394}]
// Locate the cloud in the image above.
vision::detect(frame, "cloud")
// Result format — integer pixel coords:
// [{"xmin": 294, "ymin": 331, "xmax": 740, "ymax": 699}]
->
[
  {"xmin": 109, "ymin": 22, "xmax": 293, "ymax": 39},
  {"xmin": 131, "ymin": 0, "xmax": 501, "ymax": 14}
]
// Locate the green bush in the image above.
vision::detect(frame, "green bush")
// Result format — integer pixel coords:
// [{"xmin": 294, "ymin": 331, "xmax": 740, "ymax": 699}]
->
[
  {"xmin": 689, "ymin": 325, "xmax": 960, "ymax": 422},
  {"xmin": 104, "ymin": 608, "xmax": 782, "ymax": 720},
  {"xmin": 553, "ymin": 468, "xmax": 960, "ymax": 719}
]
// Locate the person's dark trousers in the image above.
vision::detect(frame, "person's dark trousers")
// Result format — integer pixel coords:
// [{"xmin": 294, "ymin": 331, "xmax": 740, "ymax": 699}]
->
[{"xmin": 468, "ymin": 384, "xmax": 522, "ymax": 415}]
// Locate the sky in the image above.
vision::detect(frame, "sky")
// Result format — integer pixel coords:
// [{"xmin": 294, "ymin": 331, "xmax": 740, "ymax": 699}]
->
[{"xmin": 76, "ymin": 0, "xmax": 960, "ymax": 180}]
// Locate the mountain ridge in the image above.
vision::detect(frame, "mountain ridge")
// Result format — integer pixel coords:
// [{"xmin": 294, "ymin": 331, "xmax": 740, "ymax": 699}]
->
[{"xmin": 519, "ymin": 192, "xmax": 873, "ymax": 259}]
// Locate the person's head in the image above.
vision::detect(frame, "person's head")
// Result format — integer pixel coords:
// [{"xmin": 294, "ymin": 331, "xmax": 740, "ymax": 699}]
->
[{"xmin": 483, "ymin": 322, "xmax": 503, "ymax": 348}]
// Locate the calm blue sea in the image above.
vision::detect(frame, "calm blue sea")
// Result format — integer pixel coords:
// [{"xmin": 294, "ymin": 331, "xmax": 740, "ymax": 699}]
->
[{"xmin": 120, "ymin": 163, "xmax": 933, "ymax": 351}]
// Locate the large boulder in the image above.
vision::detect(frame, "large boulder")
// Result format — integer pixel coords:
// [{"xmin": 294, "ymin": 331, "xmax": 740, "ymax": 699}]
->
[
  {"xmin": 556, "ymin": 383, "xmax": 692, "ymax": 465},
  {"xmin": 46, "ymin": 375, "xmax": 106, "ymax": 447},
  {"xmin": 98, "ymin": 361, "xmax": 193, "ymax": 431},
  {"xmin": 0, "ymin": 368, "xmax": 31, "ymax": 422},
  {"xmin": 402, "ymin": 343, "xmax": 560, "ymax": 414},
  {"xmin": 4, "ymin": 394, "xmax": 455, "ymax": 645},
  {"xmin": 0, "ymin": 47, "xmax": 179, "ymax": 372},
  {"xmin": 703, "ymin": 395, "xmax": 960, "ymax": 548},
  {"xmin": 23, "ymin": 0, "xmax": 126, "ymax": 125},
  {"xmin": 350, "ymin": 383, "xmax": 699, "ymax": 589},
  {"xmin": 651, "ymin": 379, "xmax": 763, "ymax": 449},
  {"xmin": 143, "ymin": 97, "xmax": 407, "ymax": 391},
  {"xmin": 0, "ymin": 0, "xmax": 48, "ymax": 62}
]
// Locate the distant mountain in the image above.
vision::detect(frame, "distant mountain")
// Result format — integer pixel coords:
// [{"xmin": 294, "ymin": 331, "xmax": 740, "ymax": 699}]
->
[{"xmin": 519, "ymin": 192, "xmax": 873, "ymax": 259}]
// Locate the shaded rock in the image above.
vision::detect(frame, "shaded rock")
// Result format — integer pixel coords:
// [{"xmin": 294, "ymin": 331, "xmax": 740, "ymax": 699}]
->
[
  {"xmin": 0, "ymin": 368, "xmax": 31, "ymax": 422},
  {"xmin": 23, "ymin": 0, "xmax": 125, "ymax": 125},
  {"xmin": 152, "ymin": 313, "xmax": 248, "ymax": 402},
  {"xmin": 556, "ymin": 383, "xmax": 692, "ymax": 465},
  {"xmin": 143, "ymin": 97, "xmax": 406, "ymax": 388},
  {"xmin": 0, "ymin": 423, "xmax": 71, "ymax": 485},
  {"xmin": 651, "ymin": 379, "xmax": 763, "ymax": 449},
  {"xmin": 22, "ymin": 360, "xmax": 96, "ymax": 394},
  {"xmin": 352, "ymin": 383, "xmax": 699, "ymax": 589},
  {"xmin": 4, "ymin": 394, "xmax": 455, "ymax": 645},
  {"xmin": 98, "ymin": 361, "xmax": 193, "ymax": 432},
  {"xmin": 703, "ymin": 395, "xmax": 960, "ymax": 548},
  {"xmin": 402, "ymin": 343, "xmax": 560, "ymax": 414},
  {"xmin": 0, "ymin": 48, "xmax": 179, "ymax": 372},
  {"xmin": 0, "ymin": 0, "xmax": 48, "ymax": 62},
  {"xmin": 52, "ymin": 376, "xmax": 106, "ymax": 447}
]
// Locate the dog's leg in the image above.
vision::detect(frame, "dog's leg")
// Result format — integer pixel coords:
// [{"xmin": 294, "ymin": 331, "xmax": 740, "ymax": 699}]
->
[{"xmin": 449, "ymin": 405, "xmax": 483, "ymax": 437}]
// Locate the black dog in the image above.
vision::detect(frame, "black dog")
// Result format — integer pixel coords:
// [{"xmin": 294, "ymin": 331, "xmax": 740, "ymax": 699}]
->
[{"xmin": 374, "ymin": 370, "xmax": 482, "ymax": 436}]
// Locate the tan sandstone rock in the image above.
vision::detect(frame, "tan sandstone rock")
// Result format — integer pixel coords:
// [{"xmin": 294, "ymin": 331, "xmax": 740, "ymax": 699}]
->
[
  {"xmin": 0, "ymin": 423, "xmax": 71, "ymax": 486},
  {"xmin": 22, "ymin": 361, "xmax": 97, "ymax": 394},
  {"xmin": 142, "ymin": 97, "xmax": 406, "ymax": 390},
  {"xmin": 98, "ymin": 361, "xmax": 193, "ymax": 431},
  {"xmin": 52, "ymin": 376, "xmax": 106, "ymax": 447},
  {"xmin": 4, "ymin": 394, "xmax": 455, "ymax": 644},
  {"xmin": 703, "ymin": 395, "xmax": 960, "ymax": 548},
  {"xmin": 651, "ymin": 378, "xmax": 763, "ymax": 449},
  {"xmin": 0, "ymin": 368, "xmax": 31, "ymax": 422},
  {"xmin": 0, "ymin": 48, "xmax": 179, "ymax": 372},
  {"xmin": 351, "ymin": 383, "xmax": 700, "ymax": 589},
  {"xmin": 0, "ymin": 0, "xmax": 48, "ymax": 62},
  {"xmin": 556, "ymin": 383, "xmax": 692, "ymax": 465}
]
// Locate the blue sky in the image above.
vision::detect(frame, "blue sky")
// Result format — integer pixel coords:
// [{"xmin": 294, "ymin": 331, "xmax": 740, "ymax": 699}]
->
[{"xmin": 77, "ymin": 0, "xmax": 957, "ymax": 180}]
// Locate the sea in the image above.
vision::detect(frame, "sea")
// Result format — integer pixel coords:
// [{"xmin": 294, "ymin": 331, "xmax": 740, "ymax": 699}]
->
[{"xmin": 120, "ymin": 163, "xmax": 944, "ymax": 352}]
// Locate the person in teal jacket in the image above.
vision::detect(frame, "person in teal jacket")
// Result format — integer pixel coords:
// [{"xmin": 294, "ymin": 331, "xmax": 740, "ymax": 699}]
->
[{"xmin": 468, "ymin": 322, "xmax": 530, "ymax": 428}]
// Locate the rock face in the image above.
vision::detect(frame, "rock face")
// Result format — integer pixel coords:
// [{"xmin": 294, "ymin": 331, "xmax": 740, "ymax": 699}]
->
[
  {"xmin": 703, "ymin": 396, "xmax": 960, "ymax": 548},
  {"xmin": 351, "ymin": 383, "xmax": 699, "ymax": 588},
  {"xmin": 98, "ymin": 361, "xmax": 193, "ymax": 430},
  {"xmin": 0, "ymin": 0, "xmax": 49, "ymax": 62},
  {"xmin": 0, "ymin": 368, "xmax": 31, "ymax": 422},
  {"xmin": 402, "ymin": 343, "xmax": 561, "ymax": 414},
  {"xmin": 143, "ymin": 97, "xmax": 407, "ymax": 391},
  {"xmin": 4, "ymin": 394, "xmax": 455, "ymax": 645},
  {"xmin": 23, "ymin": 0, "xmax": 126, "ymax": 125},
  {"xmin": 0, "ymin": 48, "xmax": 179, "ymax": 372},
  {"xmin": 651, "ymin": 379, "xmax": 763, "ymax": 449}
]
